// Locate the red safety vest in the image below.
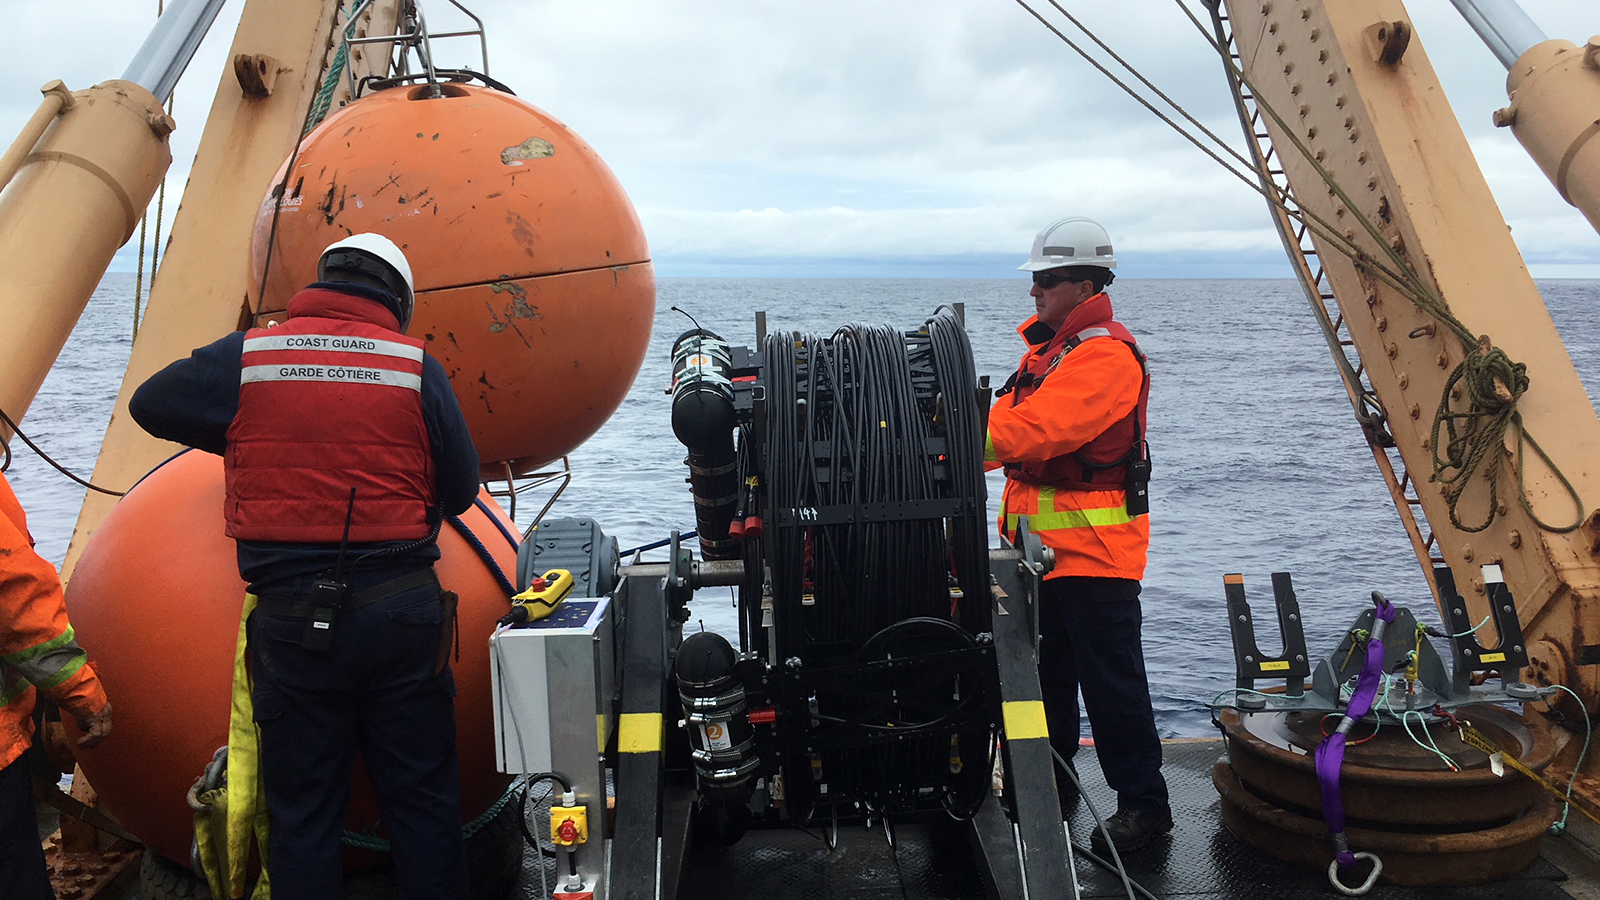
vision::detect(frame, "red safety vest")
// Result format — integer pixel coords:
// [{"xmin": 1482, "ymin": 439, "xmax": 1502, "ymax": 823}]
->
[
  {"xmin": 1000, "ymin": 303, "xmax": 1149, "ymax": 489},
  {"xmin": 224, "ymin": 288, "xmax": 435, "ymax": 543}
]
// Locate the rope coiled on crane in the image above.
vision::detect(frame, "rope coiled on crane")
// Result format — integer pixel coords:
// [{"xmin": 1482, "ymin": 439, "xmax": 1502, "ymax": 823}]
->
[{"xmin": 1430, "ymin": 337, "xmax": 1581, "ymax": 533}]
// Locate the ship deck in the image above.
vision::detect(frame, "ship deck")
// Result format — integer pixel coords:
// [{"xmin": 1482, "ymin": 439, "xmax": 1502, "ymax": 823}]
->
[
  {"xmin": 674, "ymin": 737, "xmax": 1600, "ymax": 900},
  {"xmin": 85, "ymin": 736, "xmax": 1600, "ymax": 898}
]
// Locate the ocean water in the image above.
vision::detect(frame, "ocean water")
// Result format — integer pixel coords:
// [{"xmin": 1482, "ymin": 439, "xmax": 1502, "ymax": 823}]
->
[{"xmin": 8, "ymin": 275, "xmax": 1599, "ymax": 738}]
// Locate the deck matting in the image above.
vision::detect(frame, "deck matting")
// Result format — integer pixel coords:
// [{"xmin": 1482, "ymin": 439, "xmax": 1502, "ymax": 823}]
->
[{"xmin": 671, "ymin": 738, "xmax": 1574, "ymax": 900}]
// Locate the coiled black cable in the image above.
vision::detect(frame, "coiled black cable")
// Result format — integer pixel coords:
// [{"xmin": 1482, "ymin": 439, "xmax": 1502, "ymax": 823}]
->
[
  {"xmin": 758, "ymin": 315, "xmax": 994, "ymax": 819},
  {"xmin": 761, "ymin": 318, "xmax": 989, "ymax": 652}
]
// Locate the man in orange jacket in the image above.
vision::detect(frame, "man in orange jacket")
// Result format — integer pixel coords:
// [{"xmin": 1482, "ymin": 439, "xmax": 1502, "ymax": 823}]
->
[
  {"xmin": 0, "ymin": 471, "xmax": 112, "ymax": 898},
  {"xmin": 987, "ymin": 217, "xmax": 1169, "ymax": 853}
]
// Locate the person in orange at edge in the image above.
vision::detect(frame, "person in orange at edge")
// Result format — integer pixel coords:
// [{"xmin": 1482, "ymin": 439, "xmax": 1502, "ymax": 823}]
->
[
  {"xmin": 986, "ymin": 217, "xmax": 1169, "ymax": 853},
  {"xmin": 0, "ymin": 471, "xmax": 113, "ymax": 899}
]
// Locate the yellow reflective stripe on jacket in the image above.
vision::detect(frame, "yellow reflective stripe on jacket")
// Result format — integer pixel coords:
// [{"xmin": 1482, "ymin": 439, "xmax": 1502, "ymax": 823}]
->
[
  {"xmin": 0, "ymin": 624, "xmax": 77, "ymax": 665},
  {"xmin": 0, "ymin": 677, "xmax": 31, "ymax": 708},
  {"xmin": 1, "ymin": 625, "xmax": 89, "ymax": 691},
  {"xmin": 1005, "ymin": 485, "xmax": 1132, "ymax": 533},
  {"xmin": 983, "ymin": 431, "xmax": 998, "ymax": 464}
]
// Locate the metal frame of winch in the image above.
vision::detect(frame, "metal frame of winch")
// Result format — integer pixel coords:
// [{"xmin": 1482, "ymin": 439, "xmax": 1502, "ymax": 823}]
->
[
  {"xmin": 491, "ymin": 309, "xmax": 1086, "ymax": 899},
  {"xmin": 491, "ymin": 525, "xmax": 1084, "ymax": 900},
  {"xmin": 605, "ymin": 527, "xmax": 1080, "ymax": 900}
]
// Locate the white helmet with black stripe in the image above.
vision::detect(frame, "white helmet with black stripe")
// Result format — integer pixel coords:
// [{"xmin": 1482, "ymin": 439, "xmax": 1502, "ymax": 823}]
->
[
  {"xmin": 1018, "ymin": 217, "xmax": 1117, "ymax": 272},
  {"xmin": 317, "ymin": 233, "xmax": 416, "ymax": 331}
]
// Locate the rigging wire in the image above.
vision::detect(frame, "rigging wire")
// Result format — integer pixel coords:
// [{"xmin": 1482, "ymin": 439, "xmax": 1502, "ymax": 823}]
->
[
  {"xmin": 0, "ymin": 405, "xmax": 125, "ymax": 496},
  {"xmin": 1038, "ymin": 0, "xmax": 1257, "ymax": 174},
  {"xmin": 1011, "ymin": 0, "xmax": 1425, "ymax": 313}
]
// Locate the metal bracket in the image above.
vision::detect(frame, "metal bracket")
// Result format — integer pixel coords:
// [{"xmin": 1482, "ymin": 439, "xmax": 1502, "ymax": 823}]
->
[
  {"xmin": 1223, "ymin": 572, "xmax": 1311, "ymax": 707},
  {"xmin": 1011, "ymin": 517, "xmax": 1050, "ymax": 656},
  {"xmin": 1435, "ymin": 565, "xmax": 1537, "ymax": 699},
  {"xmin": 482, "ymin": 455, "xmax": 571, "ymax": 539},
  {"xmin": 665, "ymin": 530, "xmax": 694, "ymax": 623},
  {"xmin": 341, "ymin": 0, "xmax": 490, "ymax": 100},
  {"xmin": 1212, "ymin": 566, "xmax": 1551, "ymax": 717},
  {"xmin": 1315, "ymin": 605, "xmax": 1449, "ymax": 700}
]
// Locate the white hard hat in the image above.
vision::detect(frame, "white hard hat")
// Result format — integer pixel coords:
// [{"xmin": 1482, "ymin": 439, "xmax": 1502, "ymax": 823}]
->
[
  {"xmin": 317, "ymin": 233, "xmax": 416, "ymax": 329},
  {"xmin": 1018, "ymin": 217, "xmax": 1117, "ymax": 272}
]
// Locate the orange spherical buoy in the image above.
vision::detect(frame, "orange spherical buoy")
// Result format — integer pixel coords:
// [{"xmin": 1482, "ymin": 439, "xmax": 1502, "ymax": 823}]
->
[
  {"xmin": 66, "ymin": 451, "xmax": 518, "ymax": 866},
  {"xmin": 250, "ymin": 83, "xmax": 655, "ymax": 476}
]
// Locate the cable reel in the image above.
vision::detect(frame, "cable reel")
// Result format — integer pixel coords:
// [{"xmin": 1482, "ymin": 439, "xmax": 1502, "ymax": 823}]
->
[{"xmin": 669, "ymin": 310, "xmax": 998, "ymax": 832}]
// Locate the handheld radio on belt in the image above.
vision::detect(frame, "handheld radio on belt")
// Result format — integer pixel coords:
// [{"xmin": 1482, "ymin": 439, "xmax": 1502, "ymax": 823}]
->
[
  {"xmin": 1125, "ymin": 439, "xmax": 1151, "ymax": 517},
  {"xmin": 303, "ymin": 487, "xmax": 357, "ymax": 651}
]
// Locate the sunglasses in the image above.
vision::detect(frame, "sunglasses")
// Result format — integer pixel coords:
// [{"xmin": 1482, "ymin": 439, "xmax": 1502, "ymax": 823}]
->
[{"xmin": 1032, "ymin": 271, "xmax": 1084, "ymax": 290}]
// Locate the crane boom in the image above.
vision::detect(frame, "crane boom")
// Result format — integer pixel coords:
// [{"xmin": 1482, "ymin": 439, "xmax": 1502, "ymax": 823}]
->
[
  {"xmin": 61, "ymin": 0, "xmax": 404, "ymax": 576},
  {"xmin": 1214, "ymin": 0, "xmax": 1600, "ymax": 725}
]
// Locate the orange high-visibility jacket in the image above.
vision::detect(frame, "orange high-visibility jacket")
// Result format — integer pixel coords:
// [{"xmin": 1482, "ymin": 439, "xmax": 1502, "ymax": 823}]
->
[
  {"xmin": 986, "ymin": 294, "xmax": 1149, "ymax": 581},
  {"xmin": 0, "ymin": 473, "xmax": 107, "ymax": 769}
]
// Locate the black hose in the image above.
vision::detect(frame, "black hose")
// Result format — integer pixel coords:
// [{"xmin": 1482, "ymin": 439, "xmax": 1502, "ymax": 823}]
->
[{"xmin": 515, "ymin": 771, "xmax": 574, "ymax": 853}]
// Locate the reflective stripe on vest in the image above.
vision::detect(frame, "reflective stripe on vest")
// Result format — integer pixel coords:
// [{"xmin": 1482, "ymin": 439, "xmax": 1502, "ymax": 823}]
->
[
  {"xmin": 1005, "ymin": 486, "xmax": 1132, "ymax": 533},
  {"xmin": 240, "ymin": 365, "xmax": 422, "ymax": 391},
  {"xmin": 241, "ymin": 333, "xmax": 424, "ymax": 392},
  {"xmin": 242, "ymin": 334, "xmax": 423, "ymax": 359},
  {"xmin": 1041, "ymin": 327, "xmax": 1117, "ymax": 376}
]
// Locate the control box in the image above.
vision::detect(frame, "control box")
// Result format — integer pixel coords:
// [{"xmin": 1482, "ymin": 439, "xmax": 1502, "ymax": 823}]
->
[
  {"xmin": 489, "ymin": 596, "xmax": 614, "ymax": 899},
  {"xmin": 489, "ymin": 597, "xmax": 615, "ymax": 775}
]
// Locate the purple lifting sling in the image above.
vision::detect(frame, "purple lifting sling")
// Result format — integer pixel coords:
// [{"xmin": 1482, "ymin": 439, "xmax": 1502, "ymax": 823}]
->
[{"xmin": 1313, "ymin": 593, "xmax": 1395, "ymax": 894}]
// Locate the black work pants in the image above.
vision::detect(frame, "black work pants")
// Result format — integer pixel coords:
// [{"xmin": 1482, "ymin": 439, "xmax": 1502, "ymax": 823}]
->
[
  {"xmin": 1038, "ymin": 576, "xmax": 1169, "ymax": 814},
  {"xmin": 0, "ymin": 752, "xmax": 52, "ymax": 899},
  {"xmin": 248, "ymin": 580, "xmax": 467, "ymax": 900}
]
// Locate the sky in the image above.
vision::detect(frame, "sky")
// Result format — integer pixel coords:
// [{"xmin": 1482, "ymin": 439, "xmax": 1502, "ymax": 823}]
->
[{"xmin": 0, "ymin": 0, "xmax": 1595, "ymax": 278}]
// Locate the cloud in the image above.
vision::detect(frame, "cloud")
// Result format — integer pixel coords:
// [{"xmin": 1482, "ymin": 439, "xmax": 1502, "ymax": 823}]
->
[{"xmin": 1, "ymin": 0, "xmax": 1594, "ymax": 276}]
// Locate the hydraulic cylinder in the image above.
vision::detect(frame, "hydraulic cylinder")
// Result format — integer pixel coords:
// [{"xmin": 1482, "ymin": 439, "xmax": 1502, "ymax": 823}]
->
[
  {"xmin": 0, "ymin": 79, "xmax": 172, "ymax": 439},
  {"xmin": 1502, "ymin": 38, "xmax": 1600, "ymax": 238}
]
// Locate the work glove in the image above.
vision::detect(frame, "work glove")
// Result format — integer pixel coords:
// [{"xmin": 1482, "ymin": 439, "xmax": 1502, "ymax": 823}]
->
[{"xmin": 74, "ymin": 701, "xmax": 113, "ymax": 749}]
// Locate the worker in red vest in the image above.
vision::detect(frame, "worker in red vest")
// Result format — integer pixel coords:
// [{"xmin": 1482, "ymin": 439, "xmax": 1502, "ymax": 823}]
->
[
  {"xmin": 986, "ymin": 217, "xmax": 1170, "ymax": 853},
  {"xmin": 132, "ymin": 234, "xmax": 480, "ymax": 899},
  {"xmin": 0, "ymin": 472, "xmax": 112, "ymax": 899}
]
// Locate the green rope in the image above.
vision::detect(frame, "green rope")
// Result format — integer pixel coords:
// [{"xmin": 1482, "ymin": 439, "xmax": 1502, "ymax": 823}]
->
[
  {"xmin": 340, "ymin": 780, "xmax": 522, "ymax": 852},
  {"xmin": 133, "ymin": 201, "xmax": 148, "ymax": 338},
  {"xmin": 304, "ymin": 3, "xmax": 374, "ymax": 136},
  {"xmin": 1428, "ymin": 337, "xmax": 1584, "ymax": 533},
  {"xmin": 304, "ymin": 41, "xmax": 351, "ymax": 135}
]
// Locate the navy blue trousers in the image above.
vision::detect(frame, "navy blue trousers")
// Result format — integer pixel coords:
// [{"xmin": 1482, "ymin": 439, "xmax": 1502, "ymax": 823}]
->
[
  {"xmin": 0, "ymin": 754, "xmax": 52, "ymax": 899},
  {"xmin": 248, "ymin": 578, "xmax": 467, "ymax": 900},
  {"xmin": 1038, "ymin": 576, "xmax": 1170, "ymax": 814}
]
